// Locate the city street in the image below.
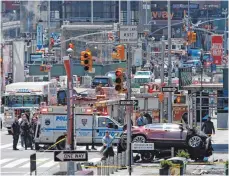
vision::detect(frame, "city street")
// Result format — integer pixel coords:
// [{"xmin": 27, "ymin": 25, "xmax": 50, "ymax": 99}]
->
[{"xmin": 0, "ymin": 128, "xmax": 104, "ymax": 176}]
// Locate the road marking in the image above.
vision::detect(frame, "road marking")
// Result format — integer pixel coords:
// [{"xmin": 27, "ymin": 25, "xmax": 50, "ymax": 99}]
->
[
  {"xmin": 0, "ymin": 158, "xmax": 15, "ymax": 165},
  {"xmin": 2, "ymin": 158, "xmax": 29, "ymax": 168},
  {"xmin": 39, "ymin": 160, "xmax": 58, "ymax": 168},
  {"xmin": 88, "ymin": 158, "xmax": 101, "ymax": 163},
  {"xmin": 20, "ymin": 158, "xmax": 50, "ymax": 168},
  {"xmin": 0, "ymin": 143, "xmax": 12, "ymax": 149}
]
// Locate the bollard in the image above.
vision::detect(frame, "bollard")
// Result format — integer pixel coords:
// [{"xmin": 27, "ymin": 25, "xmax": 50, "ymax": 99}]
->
[
  {"xmin": 171, "ymin": 147, "xmax": 174, "ymax": 157},
  {"xmin": 118, "ymin": 153, "xmax": 121, "ymax": 170},
  {"xmin": 97, "ymin": 162, "xmax": 101, "ymax": 176},
  {"xmin": 101, "ymin": 160, "xmax": 105, "ymax": 176},
  {"xmin": 110, "ymin": 156, "xmax": 114, "ymax": 174}
]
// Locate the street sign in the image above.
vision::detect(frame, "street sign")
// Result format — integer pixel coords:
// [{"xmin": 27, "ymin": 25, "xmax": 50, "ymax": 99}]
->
[
  {"xmin": 54, "ymin": 151, "xmax": 88, "ymax": 162},
  {"xmin": 132, "ymin": 143, "xmax": 154, "ymax": 151},
  {"xmin": 120, "ymin": 100, "xmax": 138, "ymax": 106},
  {"xmin": 44, "ymin": 53, "xmax": 55, "ymax": 57},
  {"xmin": 119, "ymin": 25, "xmax": 138, "ymax": 44},
  {"xmin": 36, "ymin": 24, "xmax": 43, "ymax": 50},
  {"xmin": 162, "ymin": 87, "xmax": 178, "ymax": 92}
]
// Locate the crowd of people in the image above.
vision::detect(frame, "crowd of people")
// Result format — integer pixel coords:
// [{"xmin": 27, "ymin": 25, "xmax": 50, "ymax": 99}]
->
[{"xmin": 11, "ymin": 112, "xmax": 40, "ymax": 150}]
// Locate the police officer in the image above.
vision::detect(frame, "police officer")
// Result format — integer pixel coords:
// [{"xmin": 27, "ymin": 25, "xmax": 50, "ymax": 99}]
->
[
  {"xmin": 11, "ymin": 117, "xmax": 20, "ymax": 150},
  {"xmin": 101, "ymin": 131, "xmax": 114, "ymax": 160},
  {"xmin": 20, "ymin": 118, "xmax": 33, "ymax": 150}
]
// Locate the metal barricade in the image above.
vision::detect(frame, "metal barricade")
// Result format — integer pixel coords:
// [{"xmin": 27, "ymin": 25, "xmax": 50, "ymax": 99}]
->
[{"xmin": 97, "ymin": 162, "xmax": 101, "ymax": 176}]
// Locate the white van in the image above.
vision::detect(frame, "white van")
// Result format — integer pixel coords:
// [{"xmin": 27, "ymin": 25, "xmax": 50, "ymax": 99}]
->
[{"xmin": 36, "ymin": 106, "xmax": 123, "ymax": 150}]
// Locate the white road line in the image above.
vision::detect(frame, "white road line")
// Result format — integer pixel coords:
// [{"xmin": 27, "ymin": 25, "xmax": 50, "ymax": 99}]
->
[
  {"xmin": 0, "ymin": 158, "xmax": 15, "ymax": 165},
  {"xmin": 20, "ymin": 158, "xmax": 50, "ymax": 168},
  {"xmin": 88, "ymin": 158, "xmax": 101, "ymax": 163},
  {"xmin": 39, "ymin": 160, "xmax": 58, "ymax": 168},
  {"xmin": 2, "ymin": 158, "xmax": 29, "ymax": 168},
  {"xmin": 0, "ymin": 143, "xmax": 12, "ymax": 149}
]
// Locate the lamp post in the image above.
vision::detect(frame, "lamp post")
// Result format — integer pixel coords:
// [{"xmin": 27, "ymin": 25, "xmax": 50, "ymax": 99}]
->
[
  {"xmin": 222, "ymin": 8, "xmax": 228, "ymax": 56},
  {"xmin": 64, "ymin": 47, "xmax": 75, "ymax": 175}
]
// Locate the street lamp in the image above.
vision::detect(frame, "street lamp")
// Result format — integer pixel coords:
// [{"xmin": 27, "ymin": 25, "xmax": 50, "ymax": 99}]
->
[{"xmin": 222, "ymin": 8, "xmax": 228, "ymax": 56}]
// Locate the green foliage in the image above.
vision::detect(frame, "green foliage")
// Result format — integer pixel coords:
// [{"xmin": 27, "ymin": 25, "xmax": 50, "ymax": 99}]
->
[
  {"xmin": 160, "ymin": 160, "xmax": 173, "ymax": 169},
  {"xmin": 176, "ymin": 150, "xmax": 190, "ymax": 159}
]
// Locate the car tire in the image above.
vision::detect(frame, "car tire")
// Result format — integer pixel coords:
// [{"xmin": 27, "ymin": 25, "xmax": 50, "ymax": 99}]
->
[
  {"xmin": 56, "ymin": 136, "xmax": 66, "ymax": 150},
  {"xmin": 132, "ymin": 135, "xmax": 146, "ymax": 143},
  {"xmin": 187, "ymin": 135, "xmax": 203, "ymax": 148}
]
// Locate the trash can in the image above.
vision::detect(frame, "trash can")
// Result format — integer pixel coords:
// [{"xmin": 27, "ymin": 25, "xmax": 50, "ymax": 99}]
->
[{"xmin": 167, "ymin": 157, "xmax": 187, "ymax": 176}]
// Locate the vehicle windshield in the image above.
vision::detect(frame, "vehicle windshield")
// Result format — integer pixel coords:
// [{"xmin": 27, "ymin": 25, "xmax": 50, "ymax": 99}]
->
[
  {"xmin": 5, "ymin": 95, "xmax": 42, "ymax": 107},
  {"xmin": 92, "ymin": 78, "xmax": 109, "ymax": 86},
  {"xmin": 136, "ymin": 71, "xmax": 150, "ymax": 76}
]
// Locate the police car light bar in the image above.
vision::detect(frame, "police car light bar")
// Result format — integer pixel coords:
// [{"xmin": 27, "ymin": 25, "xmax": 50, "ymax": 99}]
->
[{"xmin": 40, "ymin": 108, "xmax": 48, "ymax": 113}]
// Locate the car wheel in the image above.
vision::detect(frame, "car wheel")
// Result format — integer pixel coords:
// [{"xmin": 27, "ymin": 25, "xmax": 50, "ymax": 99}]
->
[
  {"xmin": 132, "ymin": 135, "xmax": 146, "ymax": 143},
  {"xmin": 56, "ymin": 136, "xmax": 66, "ymax": 150},
  {"xmin": 188, "ymin": 136, "xmax": 202, "ymax": 148}
]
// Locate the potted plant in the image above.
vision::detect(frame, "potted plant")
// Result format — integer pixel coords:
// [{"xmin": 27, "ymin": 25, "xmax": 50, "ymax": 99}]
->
[
  {"xmin": 176, "ymin": 150, "xmax": 190, "ymax": 159},
  {"xmin": 175, "ymin": 150, "xmax": 189, "ymax": 174},
  {"xmin": 225, "ymin": 161, "xmax": 228, "ymax": 175},
  {"xmin": 160, "ymin": 160, "xmax": 173, "ymax": 175}
]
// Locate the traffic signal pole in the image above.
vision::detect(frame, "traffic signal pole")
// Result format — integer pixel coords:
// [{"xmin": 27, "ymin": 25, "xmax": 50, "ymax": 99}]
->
[
  {"xmin": 126, "ymin": 1, "xmax": 132, "ymax": 175},
  {"xmin": 167, "ymin": 0, "xmax": 173, "ymax": 123}
]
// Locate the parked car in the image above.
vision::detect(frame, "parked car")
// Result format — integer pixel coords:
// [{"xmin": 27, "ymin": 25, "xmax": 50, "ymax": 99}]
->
[{"xmin": 117, "ymin": 123, "xmax": 212, "ymax": 162}]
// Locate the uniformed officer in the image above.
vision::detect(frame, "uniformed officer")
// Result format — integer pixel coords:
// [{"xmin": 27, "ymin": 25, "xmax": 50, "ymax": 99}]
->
[{"xmin": 11, "ymin": 117, "xmax": 20, "ymax": 150}]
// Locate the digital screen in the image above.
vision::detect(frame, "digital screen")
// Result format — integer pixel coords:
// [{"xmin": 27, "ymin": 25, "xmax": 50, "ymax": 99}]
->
[
  {"xmin": 178, "ymin": 67, "xmax": 192, "ymax": 89},
  {"xmin": 30, "ymin": 53, "xmax": 43, "ymax": 62}
]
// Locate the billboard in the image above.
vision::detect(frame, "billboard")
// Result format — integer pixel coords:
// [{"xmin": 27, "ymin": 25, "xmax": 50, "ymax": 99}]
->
[
  {"xmin": 30, "ymin": 53, "xmax": 43, "ymax": 62},
  {"xmin": 13, "ymin": 41, "xmax": 25, "ymax": 82},
  {"xmin": 211, "ymin": 35, "xmax": 223, "ymax": 65}
]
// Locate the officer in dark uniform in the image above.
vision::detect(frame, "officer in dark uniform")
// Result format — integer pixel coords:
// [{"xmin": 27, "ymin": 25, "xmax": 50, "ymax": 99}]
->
[{"xmin": 11, "ymin": 117, "xmax": 20, "ymax": 150}]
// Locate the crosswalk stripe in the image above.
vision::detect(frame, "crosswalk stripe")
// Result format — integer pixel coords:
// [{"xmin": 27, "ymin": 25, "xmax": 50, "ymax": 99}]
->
[
  {"xmin": 2, "ymin": 158, "xmax": 29, "ymax": 168},
  {"xmin": 0, "ymin": 144, "xmax": 12, "ymax": 149},
  {"xmin": 88, "ymin": 158, "xmax": 101, "ymax": 163},
  {"xmin": 0, "ymin": 158, "xmax": 15, "ymax": 165},
  {"xmin": 20, "ymin": 158, "xmax": 50, "ymax": 168},
  {"xmin": 39, "ymin": 160, "xmax": 58, "ymax": 168}
]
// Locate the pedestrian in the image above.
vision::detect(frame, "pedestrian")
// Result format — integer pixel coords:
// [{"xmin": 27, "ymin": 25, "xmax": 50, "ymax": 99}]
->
[
  {"xmin": 11, "ymin": 117, "xmax": 20, "ymax": 150},
  {"xmin": 24, "ymin": 110, "xmax": 30, "ymax": 122},
  {"xmin": 201, "ymin": 117, "xmax": 215, "ymax": 136},
  {"xmin": 31, "ymin": 115, "xmax": 41, "ymax": 150},
  {"xmin": 136, "ymin": 113, "xmax": 147, "ymax": 126},
  {"xmin": 101, "ymin": 131, "xmax": 114, "ymax": 160},
  {"xmin": 19, "ymin": 114, "xmax": 27, "ymax": 148},
  {"xmin": 20, "ymin": 117, "xmax": 33, "ymax": 150},
  {"xmin": 144, "ymin": 112, "xmax": 152, "ymax": 124}
]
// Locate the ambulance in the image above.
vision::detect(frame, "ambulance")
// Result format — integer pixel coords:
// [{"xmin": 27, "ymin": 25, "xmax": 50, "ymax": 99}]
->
[
  {"xmin": 36, "ymin": 106, "xmax": 123, "ymax": 150},
  {"xmin": 2, "ymin": 82, "xmax": 57, "ymax": 134}
]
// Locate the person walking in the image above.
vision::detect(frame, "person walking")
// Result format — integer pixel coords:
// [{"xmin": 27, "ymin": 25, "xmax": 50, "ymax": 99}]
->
[
  {"xmin": 201, "ymin": 117, "xmax": 215, "ymax": 136},
  {"xmin": 136, "ymin": 113, "xmax": 147, "ymax": 126},
  {"xmin": 11, "ymin": 117, "xmax": 20, "ymax": 150},
  {"xmin": 20, "ymin": 117, "xmax": 33, "ymax": 150},
  {"xmin": 31, "ymin": 115, "xmax": 41, "ymax": 150},
  {"xmin": 19, "ymin": 114, "xmax": 27, "ymax": 147},
  {"xmin": 101, "ymin": 131, "xmax": 114, "ymax": 160}
]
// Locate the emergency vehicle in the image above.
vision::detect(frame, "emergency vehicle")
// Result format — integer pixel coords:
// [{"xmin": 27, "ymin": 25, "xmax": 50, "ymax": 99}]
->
[
  {"xmin": 36, "ymin": 106, "xmax": 123, "ymax": 150},
  {"xmin": 2, "ymin": 82, "xmax": 57, "ymax": 134}
]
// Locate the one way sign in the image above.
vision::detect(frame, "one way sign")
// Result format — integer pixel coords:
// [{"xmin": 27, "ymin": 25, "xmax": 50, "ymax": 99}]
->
[
  {"xmin": 120, "ymin": 100, "xmax": 138, "ymax": 106},
  {"xmin": 162, "ymin": 87, "xmax": 178, "ymax": 92},
  {"xmin": 54, "ymin": 151, "xmax": 88, "ymax": 162}
]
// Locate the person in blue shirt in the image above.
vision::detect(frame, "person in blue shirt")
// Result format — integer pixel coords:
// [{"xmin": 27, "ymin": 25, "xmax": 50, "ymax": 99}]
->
[
  {"xmin": 101, "ymin": 131, "xmax": 114, "ymax": 160},
  {"xmin": 136, "ymin": 113, "xmax": 148, "ymax": 126}
]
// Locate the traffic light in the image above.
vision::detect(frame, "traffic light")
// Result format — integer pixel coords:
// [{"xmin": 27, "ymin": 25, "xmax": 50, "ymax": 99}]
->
[
  {"xmin": 80, "ymin": 50, "xmax": 92, "ymax": 72},
  {"xmin": 115, "ymin": 69, "xmax": 124, "ymax": 93},
  {"xmin": 191, "ymin": 32, "xmax": 196, "ymax": 43},
  {"xmin": 111, "ymin": 45, "xmax": 125, "ymax": 60},
  {"xmin": 187, "ymin": 32, "xmax": 192, "ymax": 43},
  {"xmin": 40, "ymin": 65, "xmax": 46, "ymax": 72}
]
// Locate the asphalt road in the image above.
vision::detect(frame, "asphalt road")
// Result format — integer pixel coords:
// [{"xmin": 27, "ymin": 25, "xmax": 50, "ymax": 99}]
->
[{"xmin": 0, "ymin": 128, "xmax": 103, "ymax": 176}]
